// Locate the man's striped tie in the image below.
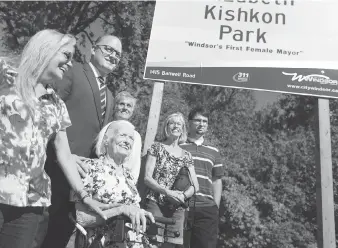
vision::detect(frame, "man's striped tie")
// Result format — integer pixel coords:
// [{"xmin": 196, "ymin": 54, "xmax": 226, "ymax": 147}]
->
[{"xmin": 98, "ymin": 76, "xmax": 106, "ymax": 118}]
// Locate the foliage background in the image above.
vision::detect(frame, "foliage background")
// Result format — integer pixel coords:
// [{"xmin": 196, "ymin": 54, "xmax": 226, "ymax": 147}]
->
[{"xmin": 0, "ymin": 1, "xmax": 336, "ymax": 247}]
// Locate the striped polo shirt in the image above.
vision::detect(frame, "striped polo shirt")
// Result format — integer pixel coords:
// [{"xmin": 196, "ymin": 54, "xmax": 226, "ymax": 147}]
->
[{"xmin": 181, "ymin": 137, "xmax": 224, "ymax": 207}]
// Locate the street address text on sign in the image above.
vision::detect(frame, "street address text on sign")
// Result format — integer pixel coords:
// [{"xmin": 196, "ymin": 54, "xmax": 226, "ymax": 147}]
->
[{"xmin": 144, "ymin": 0, "xmax": 338, "ymax": 98}]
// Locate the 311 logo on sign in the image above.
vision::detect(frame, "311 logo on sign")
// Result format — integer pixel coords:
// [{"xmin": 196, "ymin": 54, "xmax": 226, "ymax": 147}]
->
[{"xmin": 233, "ymin": 72, "xmax": 249, "ymax": 83}]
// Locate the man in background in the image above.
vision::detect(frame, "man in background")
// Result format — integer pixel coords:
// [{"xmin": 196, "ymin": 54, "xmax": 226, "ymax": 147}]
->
[{"xmin": 181, "ymin": 106, "xmax": 224, "ymax": 248}]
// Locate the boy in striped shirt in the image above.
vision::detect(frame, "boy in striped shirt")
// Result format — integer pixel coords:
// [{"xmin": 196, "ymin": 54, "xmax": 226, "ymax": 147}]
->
[{"xmin": 181, "ymin": 106, "xmax": 224, "ymax": 248}]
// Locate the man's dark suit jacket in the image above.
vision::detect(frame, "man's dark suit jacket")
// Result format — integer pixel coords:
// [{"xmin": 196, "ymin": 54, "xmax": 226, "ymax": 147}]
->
[{"xmin": 45, "ymin": 61, "xmax": 114, "ymax": 199}]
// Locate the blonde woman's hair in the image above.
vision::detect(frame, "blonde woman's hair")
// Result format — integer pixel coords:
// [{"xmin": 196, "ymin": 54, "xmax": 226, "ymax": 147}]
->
[
  {"xmin": 15, "ymin": 29, "xmax": 76, "ymax": 114},
  {"xmin": 159, "ymin": 112, "xmax": 187, "ymax": 144},
  {"xmin": 95, "ymin": 120, "xmax": 135, "ymax": 157}
]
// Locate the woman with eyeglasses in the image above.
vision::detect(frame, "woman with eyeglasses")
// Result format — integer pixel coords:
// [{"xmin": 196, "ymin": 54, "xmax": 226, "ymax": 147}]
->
[
  {"xmin": 0, "ymin": 29, "xmax": 107, "ymax": 248},
  {"xmin": 144, "ymin": 112, "xmax": 199, "ymax": 248}
]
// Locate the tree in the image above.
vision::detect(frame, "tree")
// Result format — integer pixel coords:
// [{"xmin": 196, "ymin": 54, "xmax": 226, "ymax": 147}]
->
[
  {"xmin": 0, "ymin": 1, "xmax": 157, "ymax": 139},
  {"xmin": 0, "ymin": 2, "xmax": 328, "ymax": 247}
]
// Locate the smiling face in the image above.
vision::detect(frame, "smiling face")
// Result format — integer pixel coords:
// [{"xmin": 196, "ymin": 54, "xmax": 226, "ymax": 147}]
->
[
  {"xmin": 114, "ymin": 96, "xmax": 135, "ymax": 120},
  {"xmin": 40, "ymin": 42, "xmax": 75, "ymax": 83},
  {"xmin": 166, "ymin": 116, "xmax": 184, "ymax": 139},
  {"xmin": 107, "ymin": 125, "xmax": 134, "ymax": 162},
  {"xmin": 91, "ymin": 36, "xmax": 122, "ymax": 76}
]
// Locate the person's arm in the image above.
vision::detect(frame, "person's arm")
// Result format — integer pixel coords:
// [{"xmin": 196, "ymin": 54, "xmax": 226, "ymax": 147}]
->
[
  {"xmin": 212, "ymin": 177, "xmax": 222, "ymax": 208},
  {"xmin": 53, "ymin": 130, "xmax": 107, "ymax": 220},
  {"xmin": 76, "ymin": 202, "xmax": 154, "ymax": 234},
  {"xmin": 212, "ymin": 150, "xmax": 224, "ymax": 208},
  {"xmin": 144, "ymin": 154, "xmax": 167, "ymax": 195},
  {"xmin": 183, "ymin": 166, "xmax": 200, "ymax": 199},
  {"xmin": 144, "ymin": 153, "xmax": 181, "ymax": 202},
  {"xmin": 75, "ymin": 201, "xmax": 122, "ymax": 227}
]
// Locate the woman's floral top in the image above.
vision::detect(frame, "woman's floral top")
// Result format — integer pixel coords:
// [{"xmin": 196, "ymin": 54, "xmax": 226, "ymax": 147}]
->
[
  {"xmin": 0, "ymin": 86, "xmax": 71, "ymax": 207},
  {"xmin": 80, "ymin": 156, "xmax": 150, "ymax": 248},
  {"xmin": 82, "ymin": 156, "xmax": 141, "ymax": 206},
  {"xmin": 146, "ymin": 142, "xmax": 193, "ymax": 206}
]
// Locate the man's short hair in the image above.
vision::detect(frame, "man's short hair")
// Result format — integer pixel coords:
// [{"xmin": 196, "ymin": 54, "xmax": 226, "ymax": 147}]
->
[
  {"xmin": 94, "ymin": 35, "xmax": 120, "ymax": 45},
  {"xmin": 114, "ymin": 90, "xmax": 137, "ymax": 108},
  {"xmin": 188, "ymin": 106, "xmax": 210, "ymax": 121}
]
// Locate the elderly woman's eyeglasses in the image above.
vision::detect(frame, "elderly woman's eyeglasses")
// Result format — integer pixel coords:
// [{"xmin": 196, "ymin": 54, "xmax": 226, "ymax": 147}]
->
[{"xmin": 96, "ymin": 45, "xmax": 121, "ymax": 60}]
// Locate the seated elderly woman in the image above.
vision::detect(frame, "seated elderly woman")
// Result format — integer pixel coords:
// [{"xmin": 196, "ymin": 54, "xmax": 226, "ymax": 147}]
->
[{"xmin": 73, "ymin": 120, "xmax": 154, "ymax": 248}]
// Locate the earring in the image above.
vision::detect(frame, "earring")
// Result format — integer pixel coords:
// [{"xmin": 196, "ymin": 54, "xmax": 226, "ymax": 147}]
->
[
  {"xmin": 100, "ymin": 147, "xmax": 106, "ymax": 157},
  {"xmin": 100, "ymin": 141, "xmax": 108, "ymax": 157}
]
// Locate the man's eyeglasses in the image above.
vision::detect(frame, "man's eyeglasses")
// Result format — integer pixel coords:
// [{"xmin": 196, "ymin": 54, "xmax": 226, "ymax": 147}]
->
[
  {"xmin": 96, "ymin": 45, "xmax": 121, "ymax": 61},
  {"xmin": 191, "ymin": 119, "xmax": 208, "ymax": 124}
]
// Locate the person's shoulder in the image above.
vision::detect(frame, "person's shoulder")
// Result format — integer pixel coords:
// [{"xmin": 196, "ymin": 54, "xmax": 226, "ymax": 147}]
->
[
  {"xmin": 63, "ymin": 61, "xmax": 85, "ymax": 78},
  {"xmin": 201, "ymin": 140, "xmax": 220, "ymax": 153},
  {"xmin": 180, "ymin": 142, "xmax": 191, "ymax": 146},
  {"xmin": 149, "ymin": 141, "xmax": 163, "ymax": 152},
  {"xmin": 134, "ymin": 130, "xmax": 141, "ymax": 137},
  {"xmin": 71, "ymin": 61, "xmax": 85, "ymax": 71},
  {"xmin": 180, "ymin": 141, "xmax": 194, "ymax": 150},
  {"xmin": 133, "ymin": 130, "xmax": 142, "ymax": 143},
  {"xmin": 151, "ymin": 141, "xmax": 161, "ymax": 146}
]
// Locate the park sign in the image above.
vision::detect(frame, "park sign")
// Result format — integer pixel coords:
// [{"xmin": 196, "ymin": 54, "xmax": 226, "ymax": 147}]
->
[{"xmin": 144, "ymin": 0, "xmax": 338, "ymax": 98}]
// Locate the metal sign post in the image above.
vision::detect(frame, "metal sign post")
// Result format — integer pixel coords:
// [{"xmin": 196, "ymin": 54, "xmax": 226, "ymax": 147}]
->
[{"xmin": 315, "ymin": 98, "xmax": 336, "ymax": 248}]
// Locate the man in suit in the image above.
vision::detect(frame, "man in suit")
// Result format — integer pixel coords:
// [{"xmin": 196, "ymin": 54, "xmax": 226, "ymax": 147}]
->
[{"xmin": 42, "ymin": 35, "xmax": 122, "ymax": 248}]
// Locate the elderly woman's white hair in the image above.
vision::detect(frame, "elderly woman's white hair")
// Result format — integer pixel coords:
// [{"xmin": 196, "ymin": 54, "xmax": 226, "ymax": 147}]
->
[{"xmin": 95, "ymin": 120, "xmax": 135, "ymax": 157}]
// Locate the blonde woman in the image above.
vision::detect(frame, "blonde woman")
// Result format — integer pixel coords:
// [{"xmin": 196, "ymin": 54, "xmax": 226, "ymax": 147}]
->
[
  {"xmin": 0, "ymin": 29, "xmax": 107, "ymax": 248},
  {"xmin": 144, "ymin": 112, "xmax": 199, "ymax": 248}
]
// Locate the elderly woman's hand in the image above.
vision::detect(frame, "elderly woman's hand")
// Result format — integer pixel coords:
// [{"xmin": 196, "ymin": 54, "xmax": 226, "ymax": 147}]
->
[
  {"xmin": 123, "ymin": 205, "xmax": 154, "ymax": 235},
  {"xmin": 82, "ymin": 197, "xmax": 108, "ymax": 221}
]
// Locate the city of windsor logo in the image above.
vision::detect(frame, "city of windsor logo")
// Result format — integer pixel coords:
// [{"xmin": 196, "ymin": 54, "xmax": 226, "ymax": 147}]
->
[{"xmin": 282, "ymin": 71, "xmax": 338, "ymax": 86}]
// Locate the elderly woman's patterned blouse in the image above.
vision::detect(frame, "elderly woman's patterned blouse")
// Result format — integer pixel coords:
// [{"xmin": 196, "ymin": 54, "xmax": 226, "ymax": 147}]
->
[
  {"xmin": 0, "ymin": 87, "xmax": 71, "ymax": 207},
  {"xmin": 146, "ymin": 142, "xmax": 194, "ymax": 206},
  {"xmin": 79, "ymin": 157, "xmax": 148, "ymax": 248},
  {"xmin": 82, "ymin": 156, "xmax": 141, "ymax": 206}
]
